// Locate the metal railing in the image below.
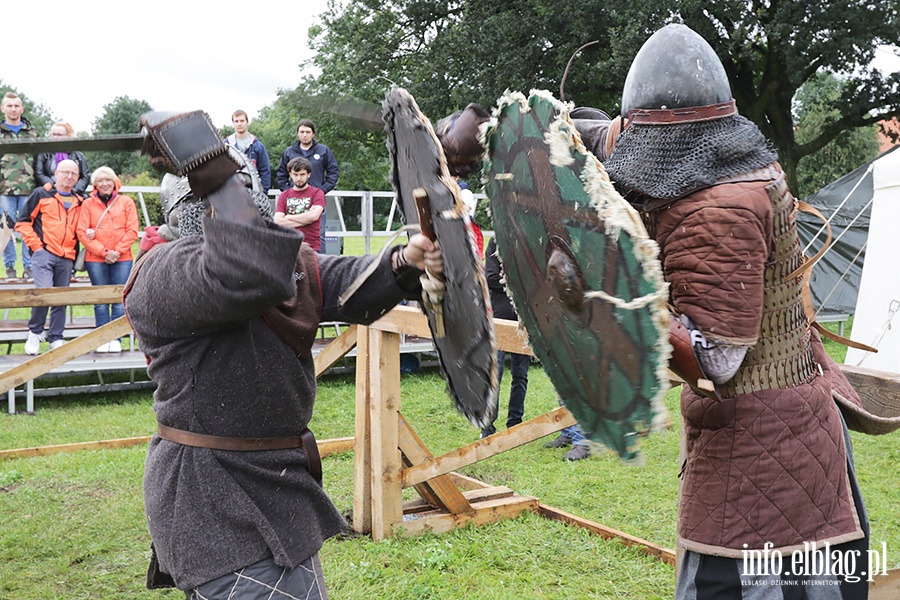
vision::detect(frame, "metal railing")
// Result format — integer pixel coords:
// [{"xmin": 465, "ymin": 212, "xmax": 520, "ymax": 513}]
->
[{"xmin": 119, "ymin": 186, "xmax": 490, "ymax": 254}]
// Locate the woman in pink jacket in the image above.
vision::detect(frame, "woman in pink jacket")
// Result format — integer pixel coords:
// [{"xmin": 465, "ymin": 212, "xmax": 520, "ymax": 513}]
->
[{"xmin": 76, "ymin": 166, "xmax": 139, "ymax": 352}]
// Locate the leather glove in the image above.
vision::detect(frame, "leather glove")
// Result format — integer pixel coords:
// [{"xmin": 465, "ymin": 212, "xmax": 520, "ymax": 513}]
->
[
  {"xmin": 139, "ymin": 111, "xmax": 239, "ymax": 197},
  {"xmin": 435, "ymin": 104, "xmax": 490, "ymax": 178}
]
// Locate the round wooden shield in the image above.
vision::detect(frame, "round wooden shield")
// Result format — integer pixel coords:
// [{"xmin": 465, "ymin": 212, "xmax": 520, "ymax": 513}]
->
[
  {"xmin": 383, "ymin": 87, "xmax": 498, "ymax": 428},
  {"xmin": 484, "ymin": 90, "xmax": 671, "ymax": 460}
]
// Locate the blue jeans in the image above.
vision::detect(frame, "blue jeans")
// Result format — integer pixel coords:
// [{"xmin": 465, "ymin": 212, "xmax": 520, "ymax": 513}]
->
[
  {"xmin": 28, "ymin": 250, "xmax": 72, "ymax": 342},
  {"xmin": 481, "ymin": 351, "xmax": 529, "ymax": 437},
  {"xmin": 558, "ymin": 397, "xmax": 587, "ymax": 445},
  {"xmin": 85, "ymin": 260, "xmax": 132, "ymax": 327},
  {"xmin": 0, "ymin": 194, "xmax": 31, "ymax": 269}
]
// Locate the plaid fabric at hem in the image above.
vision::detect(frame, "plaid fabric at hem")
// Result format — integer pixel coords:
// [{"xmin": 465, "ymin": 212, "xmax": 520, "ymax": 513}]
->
[
  {"xmin": 675, "ymin": 545, "xmax": 872, "ymax": 600},
  {"xmin": 187, "ymin": 554, "xmax": 327, "ymax": 600}
]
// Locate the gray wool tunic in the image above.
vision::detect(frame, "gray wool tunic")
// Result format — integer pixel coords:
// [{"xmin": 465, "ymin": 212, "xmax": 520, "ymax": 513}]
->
[{"xmin": 126, "ymin": 216, "xmax": 420, "ymax": 590}]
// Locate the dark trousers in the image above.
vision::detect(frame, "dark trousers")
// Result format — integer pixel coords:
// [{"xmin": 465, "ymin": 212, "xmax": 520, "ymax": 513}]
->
[
  {"xmin": 482, "ymin": 351, "xmax": 529, "ymax": 436},
  {"xmin": 28, "ymin": 249, "xmax": 73, "ymax": 342},
  {"xmin": 188, "ymin": 554, "xmax": 328, "ymax": 599}
]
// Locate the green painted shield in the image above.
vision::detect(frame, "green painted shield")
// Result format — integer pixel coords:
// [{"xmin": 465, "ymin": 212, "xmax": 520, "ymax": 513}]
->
[{"xmin": 484, "ymin": 90, "xmax": 671, "ymax": 461}]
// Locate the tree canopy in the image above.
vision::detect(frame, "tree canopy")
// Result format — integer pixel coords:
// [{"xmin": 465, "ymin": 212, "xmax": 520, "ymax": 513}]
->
[
  {"xmin": 87, "ymin": 96, "xmax": 153, "ymax": 176},
  {"xmin": 794, "ymin": 72, "xmax": 880, "ymax": 199},
  {"xmin": 304, "ymin": 0, "xmax": 900, "ymax": 191}
]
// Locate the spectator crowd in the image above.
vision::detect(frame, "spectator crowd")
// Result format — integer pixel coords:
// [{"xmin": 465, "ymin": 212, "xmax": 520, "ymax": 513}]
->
[{"xmin": 0, "ymin": 96, "xmax": 345, "ymax": 357}]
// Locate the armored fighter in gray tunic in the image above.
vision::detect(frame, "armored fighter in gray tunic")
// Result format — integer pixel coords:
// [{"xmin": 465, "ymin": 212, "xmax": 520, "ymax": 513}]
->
[{"xmin": 125, "ymin": 111, "xmax": 443, "ymax": 598}]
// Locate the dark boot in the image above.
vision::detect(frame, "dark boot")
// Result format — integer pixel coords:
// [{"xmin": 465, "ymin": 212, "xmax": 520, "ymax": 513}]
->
[
  {"xmin": 543, "ymin": 434, "xmax": 572, "ymax": 449},
  {"xmin": 563, "ymin": 445, "xmax": 591, "ymax": 461}
]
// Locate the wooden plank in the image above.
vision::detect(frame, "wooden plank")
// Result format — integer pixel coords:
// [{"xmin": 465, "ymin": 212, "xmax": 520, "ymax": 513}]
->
[
  {"xmin": 368, "ymin": 329, "xmax": 403, "ymax": 541},
  {"xmin": 1, "ymin": 435, "xmax": 355, "ymax": 462},
  {"xmin": 371, "ymin": 305, "xmax": 432, "ymax": 338},
  {"xmin": 0, "ymin": 317, "xmax": 133, "ymax": 395},
  {"xmin": 449, "ymin": 472, "xmax": 493, "ymax": 491},
  {"xmin": 492, "ymin": 317, "xmax": 534, "ymax": 356},
  {"xmin": 394, "ymin": 494, "xmax": 539, "ymax": 537},
  {"xmin": 537, "ymin": 503, "xmax": 676, "ymax": 566},
  {"xmin": 0, "ymin": 436, "xmax": 152, "ymax": 460},
  {"xmin": 403, "ymin": 485, "xmax": 514, "ymax": 514},
  {"xmin": 401, "ymin": 454, "xmax": 445, "ymax": 510},
  {"xmin": 403, "ymin": 406, "xmax": 577, "ymax": 488},
  {"xmin": 0, "ymin": 285, "xmax": 123, "ymax": 308},
  {"xmin": 313, "ymin": 324, "xmax": 358, "ymax": 377},
  {"xmin": 870, "ymin": 568, "xmax": 900, "ymax": 599},
  {"xmin": 370, "ymin": 306, "xmax": 534, "ymax": 355},
  {"xmin": 398, "ymin": 413, "xmax": 473, "ymax": 514},
  {"xmin": 352, "ymin": 326, "xmax": 373, "ymax": 534},
  {"xmin": 317, "ymin": 436, "xmax": 355, "ymax": 457},
  {"xmin": 839, "ymin": 364, "xmax": 900, "ymax": 419}
]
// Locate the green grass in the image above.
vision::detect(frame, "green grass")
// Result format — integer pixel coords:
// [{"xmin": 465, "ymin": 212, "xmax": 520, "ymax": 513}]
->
[
  {"xmin": 1, "ymin": 248, "xmax": 894, "ymax": 598},
  {"xmin": 2, "ymin": 352, "xmax": 898, "ymax": 599}
]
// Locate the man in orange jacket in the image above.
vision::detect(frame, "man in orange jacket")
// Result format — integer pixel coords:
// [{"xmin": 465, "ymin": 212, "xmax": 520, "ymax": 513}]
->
[{"xmin": 16, "ymin": 158, "xmax": 82, "ymax": 355}]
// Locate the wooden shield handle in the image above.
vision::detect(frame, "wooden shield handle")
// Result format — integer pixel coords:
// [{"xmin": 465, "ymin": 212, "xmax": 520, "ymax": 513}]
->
[
  {"xmin": 413, "ymin": 188, "xmax": 436, "ymax": 241},
  {"xmin": 412, "ymin": 187, "xmax": 446, "ymax": 337}
]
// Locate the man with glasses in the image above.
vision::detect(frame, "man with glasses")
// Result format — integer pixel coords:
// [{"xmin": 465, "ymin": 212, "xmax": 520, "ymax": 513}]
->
[
  {"xmin": 0, "ymin": 92, "xmax": 39, "ymax": 280},
  {"xmin": 16, "ymin": 159, "xmax": 83, "ymax": 355}
]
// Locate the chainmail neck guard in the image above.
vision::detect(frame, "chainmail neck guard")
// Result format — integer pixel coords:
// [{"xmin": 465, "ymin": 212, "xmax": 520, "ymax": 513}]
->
[
  {"xmin": 604, "ymin": 115, "xmax": 778, "ymax": 201},
  {"xmin": 176, "ymin": 190, "xmax": 273, "ymax": 238}
]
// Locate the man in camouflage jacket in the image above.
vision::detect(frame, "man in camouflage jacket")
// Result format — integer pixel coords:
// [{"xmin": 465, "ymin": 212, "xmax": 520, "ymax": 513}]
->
[{"xmin": 0, "ymin": 92, "xmax": 39, "ymax": 280}]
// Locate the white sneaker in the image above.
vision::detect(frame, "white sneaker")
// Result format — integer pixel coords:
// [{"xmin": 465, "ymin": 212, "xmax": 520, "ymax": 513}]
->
[
  {"xmin": 108, "ymin": 340, "xmax": 122, "ymax": 353},
  {"xmin": 24, "ymin": 332, "xmax": 42, "ymax": 355},
  {"xmin": 96, "ymin": 342, "xmax": 110, "ymax": 353},
  {"xmin": 49, "ymin": 340, "xmax": 66, "ymax": 350}
]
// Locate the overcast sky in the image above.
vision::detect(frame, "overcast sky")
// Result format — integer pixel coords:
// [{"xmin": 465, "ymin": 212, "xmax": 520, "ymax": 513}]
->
[
  {"xmin": 4, "ymin": 0, "xmax": 330, "ymax": 133},
  {"xmin": 6, "ymin": 2, "xmax": 899, "ymax": 135}
]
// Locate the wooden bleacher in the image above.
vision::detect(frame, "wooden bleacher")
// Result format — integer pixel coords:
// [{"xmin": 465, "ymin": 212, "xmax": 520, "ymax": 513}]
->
[
  {"xmin": 0, "ymin": 278, "xmax": 96, "ymax": 348},
  {"xmin": 1, "ymin": 316, "xmax": 97, "ymax": 345}
]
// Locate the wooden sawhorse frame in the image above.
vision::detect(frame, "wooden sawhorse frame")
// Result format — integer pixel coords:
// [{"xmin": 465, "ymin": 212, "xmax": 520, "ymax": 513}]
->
[{"xmin": 341, "ymin": 305, "xmax": 578, "ymax": 540}]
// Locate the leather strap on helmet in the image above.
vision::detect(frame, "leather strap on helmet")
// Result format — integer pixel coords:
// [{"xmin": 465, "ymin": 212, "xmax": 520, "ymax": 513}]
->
[{"xmin": 628, "ymin": 100, "xmax": 736, "ymax": 125}]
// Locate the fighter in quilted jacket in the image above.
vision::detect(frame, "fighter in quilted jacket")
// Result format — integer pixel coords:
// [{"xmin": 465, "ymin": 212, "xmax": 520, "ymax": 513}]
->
[{"xmin": 596, "ymin": 24, "xmax": 872, "ymax": 600}]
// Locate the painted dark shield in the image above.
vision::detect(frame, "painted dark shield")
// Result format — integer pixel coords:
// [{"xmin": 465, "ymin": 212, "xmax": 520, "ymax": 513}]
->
[
  {"xmin": 383, "ymin": 87, "xmax": 498, "ymax": 428},
  {"xmin": 484, "ymin": 90, "xmax": 670, "ymax": 460}
]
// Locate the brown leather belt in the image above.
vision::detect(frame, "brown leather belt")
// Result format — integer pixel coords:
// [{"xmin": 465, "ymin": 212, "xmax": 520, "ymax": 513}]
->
[{"xmin": 156, "ymin": 423, "xmax": 322, "ymax": 485}]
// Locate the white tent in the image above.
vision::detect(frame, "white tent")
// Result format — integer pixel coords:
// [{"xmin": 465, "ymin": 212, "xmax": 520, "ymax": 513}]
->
[{"xmin": 844, "ymin": 147, "xmax": 900, "ymax": 371}]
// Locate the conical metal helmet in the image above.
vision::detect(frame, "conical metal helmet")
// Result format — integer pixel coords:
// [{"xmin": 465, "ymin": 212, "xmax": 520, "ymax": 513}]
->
[{"xmin": 621, "ymin": 24, "xmax": 732, "ymax": 115}]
